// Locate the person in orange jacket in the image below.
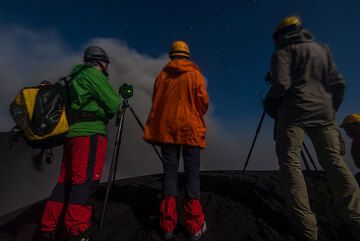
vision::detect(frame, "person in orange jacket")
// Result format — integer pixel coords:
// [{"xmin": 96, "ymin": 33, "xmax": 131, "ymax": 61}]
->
[{"xmin": 144, "ymin": 40, "xmax": 209, "ymax": 240}]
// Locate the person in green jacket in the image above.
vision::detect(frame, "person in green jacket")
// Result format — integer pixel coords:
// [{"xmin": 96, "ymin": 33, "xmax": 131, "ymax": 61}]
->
[{"xmin": 39, "ymin": 46, "xmax": 120, "ymax": 241}]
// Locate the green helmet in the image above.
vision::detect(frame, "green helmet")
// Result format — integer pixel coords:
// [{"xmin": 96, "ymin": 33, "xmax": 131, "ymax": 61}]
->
[{"xmin": 83, "ymin": 46, "xmax": 110, "ymax": 63}]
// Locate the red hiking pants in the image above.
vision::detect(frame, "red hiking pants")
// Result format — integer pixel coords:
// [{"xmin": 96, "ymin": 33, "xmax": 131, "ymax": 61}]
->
[{"xmin": 40, "ymin": 135, "xmax": 107, "ymax": 236}]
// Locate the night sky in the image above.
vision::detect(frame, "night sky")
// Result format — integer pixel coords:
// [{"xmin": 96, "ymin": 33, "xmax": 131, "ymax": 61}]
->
[
  {"xmin": 1, "ymin": 0, "xmax": 359, "ymax": 129},
  {"xmin": 0, "ymin": 0, "xmax": 360, "ymax": 214}
]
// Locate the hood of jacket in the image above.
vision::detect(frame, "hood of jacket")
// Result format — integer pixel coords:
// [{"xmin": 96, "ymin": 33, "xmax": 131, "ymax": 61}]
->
[
  {"xmin": 276, "ymin": 28, "xmax": 315, "ymax": 48},
  {"xmin": 70, "ymin": 64, "xmax": 105, "ymax": 77},
  {"xmin": 163, "ymin": 59, "xmax": 200, "ymax": 74},
  {"xmin": 70, "ymin": 64, "xmax": 88, "ymax": 75}
]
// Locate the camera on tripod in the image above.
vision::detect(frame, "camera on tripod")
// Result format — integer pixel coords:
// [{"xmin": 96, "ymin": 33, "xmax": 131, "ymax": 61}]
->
[
  {"xmin": 100, "ymin": 82, "xmax": 163, "ymax": 231},
  {"xmin": 119, "ymin": 83, "xmax": 134, "ymax": 99}
]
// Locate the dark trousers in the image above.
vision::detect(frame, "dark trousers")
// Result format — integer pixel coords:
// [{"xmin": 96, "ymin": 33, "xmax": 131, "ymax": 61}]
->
[{"xmin": 161, "ymin": 144, "xmax": 201, "ymax": 199}]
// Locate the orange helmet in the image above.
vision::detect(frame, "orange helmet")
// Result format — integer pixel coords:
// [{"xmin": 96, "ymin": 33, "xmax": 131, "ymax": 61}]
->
[{"xmin": 169, "ymin": 40, "xmax": 190, "ymax": 58}]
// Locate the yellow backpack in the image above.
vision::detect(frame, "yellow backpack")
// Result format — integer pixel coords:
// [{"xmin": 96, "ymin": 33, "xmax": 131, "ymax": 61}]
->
[{"xmin": 10, "ymin": 80, "xmax": 69, "ymax": 150}]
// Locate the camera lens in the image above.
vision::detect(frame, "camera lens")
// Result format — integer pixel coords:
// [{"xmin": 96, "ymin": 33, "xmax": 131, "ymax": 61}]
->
[{"xmin": 119, "ymin": 83, "xmax": 134, "ymax": 99}]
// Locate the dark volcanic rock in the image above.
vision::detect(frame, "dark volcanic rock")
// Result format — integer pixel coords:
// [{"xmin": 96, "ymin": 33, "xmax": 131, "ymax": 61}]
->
[{"xmin": 0, "ymin": 171, "xmax": 358, "ymax": 241}]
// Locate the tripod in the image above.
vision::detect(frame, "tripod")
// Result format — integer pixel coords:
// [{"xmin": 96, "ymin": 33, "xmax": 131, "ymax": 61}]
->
[
  {"xmin": 242, "ymin": 111, "xmax": 318, "ymax": 174},
  {"xmin": 99, "ymin": 98, "xmax": 163, "ymax": 231}
]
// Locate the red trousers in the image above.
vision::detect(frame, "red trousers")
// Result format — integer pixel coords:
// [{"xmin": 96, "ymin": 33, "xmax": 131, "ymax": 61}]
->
[{"xmin": 40, "ymin": 135, "xmax": 107, "ymax": 236}]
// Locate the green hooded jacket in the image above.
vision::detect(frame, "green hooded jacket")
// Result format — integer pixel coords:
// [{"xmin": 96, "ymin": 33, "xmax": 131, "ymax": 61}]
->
[{"xmin": 66, "ymin": 64, "xmax": 120, "ymax": 138}]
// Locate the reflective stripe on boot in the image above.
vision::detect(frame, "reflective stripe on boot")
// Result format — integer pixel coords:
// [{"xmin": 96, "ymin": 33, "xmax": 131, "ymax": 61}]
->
[
  {"xmin": 189, "ymin": 221, "xmax": 207, "ymax": 241},
  {"xmin": 184, "ymin": 199, "xmax": 205, "ymax": 236}
]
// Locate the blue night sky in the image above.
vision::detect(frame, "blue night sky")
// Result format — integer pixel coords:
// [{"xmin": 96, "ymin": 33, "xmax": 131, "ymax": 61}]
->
[{"xmin": 1, "ymin": 0, "xmax": 359, "ymax": 129}]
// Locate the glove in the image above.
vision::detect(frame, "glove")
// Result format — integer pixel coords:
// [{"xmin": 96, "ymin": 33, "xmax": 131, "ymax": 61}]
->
[
  {"xmin": 263, "ymin": 97, "xmax": 282, "ymax": 119},
  {"xmin": 329, "ymin": 83, "xmax": 345, "ymax": 112},
  {"xmin": 352, "ymin": 139, "xmax": 360, "ymax": 169}
]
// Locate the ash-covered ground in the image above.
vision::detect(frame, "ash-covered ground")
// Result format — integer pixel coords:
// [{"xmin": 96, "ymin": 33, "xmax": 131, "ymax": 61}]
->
[{"xmin": 0, "ymin": 171, "xmax": 359, "ymax": 241}]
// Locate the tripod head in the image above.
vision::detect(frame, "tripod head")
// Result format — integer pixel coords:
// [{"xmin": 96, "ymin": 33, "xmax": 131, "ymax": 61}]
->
[
  {"xmin": 119, "ymin": 83, "xmax": 134, "ymax": 100},
  {"xmin": 115, "ymin": 83, "xmax": 133, "ymax": 126}
]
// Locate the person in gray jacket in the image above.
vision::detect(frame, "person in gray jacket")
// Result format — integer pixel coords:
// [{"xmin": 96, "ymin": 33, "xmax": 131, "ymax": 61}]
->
[{"xmin": 264, "ymin": 16, "xmax": 360, "ymax": 241}]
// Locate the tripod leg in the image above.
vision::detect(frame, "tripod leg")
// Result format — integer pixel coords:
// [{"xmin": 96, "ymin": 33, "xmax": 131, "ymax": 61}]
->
[
  {"xmin": 128, "ymin": 104, "xmax": 163, "ymax": 162},
  {"xmin": 242, "ymin": 111, "xmax": 266, "ymax": 174},
  {"xmin": 112, "ymin": 108, "xmax": 127, "ymax": 186},
  {"xmin": 302, "ymin": 143, "xmax": 318, "ymax": 171},
  {"xmin": 301, "ymin": 149, "xmax": 311, "ymax": 171},
  {"xmin": 99, "ymin": 104, "xmax": 127, "ymax": 232}
]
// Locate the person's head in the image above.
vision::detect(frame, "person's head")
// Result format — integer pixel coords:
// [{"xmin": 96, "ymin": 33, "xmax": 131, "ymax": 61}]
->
[
  {"xmin": 169, "ymin": 41, "xmax": 190, "ymax": 60},
  {"xmin": 83, "ymin": 46, "xmax": 110, "ymax": 76},
  {"xmin": 340, "ymin": 114, "xmax": 360, "ymax": 139},
  {"xmin": 272, "ymin": 15, "xmax": 303, "ymax": 45}
]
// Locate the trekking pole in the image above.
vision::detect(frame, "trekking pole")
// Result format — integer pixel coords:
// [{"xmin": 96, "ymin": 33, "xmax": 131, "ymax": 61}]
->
[
  {"xmin": 302, "ymin": 143, "xmax": 318, "ymax": 171},
  {"xmin": 99, "ymin": 99, "xmax": 127, "ymax": 232},
  {"xmin": 128, "ymin": 104, "xmax": 163, "ymax": 162},
  {"xmin": 242, "ymin": 111, "xmax": 266, "ymax": 174}
]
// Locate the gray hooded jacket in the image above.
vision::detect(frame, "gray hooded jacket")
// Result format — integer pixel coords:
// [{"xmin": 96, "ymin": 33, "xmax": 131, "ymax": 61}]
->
[{"xmin": 266, "ymin": 28, "xmax": 345, "ymax": 126}]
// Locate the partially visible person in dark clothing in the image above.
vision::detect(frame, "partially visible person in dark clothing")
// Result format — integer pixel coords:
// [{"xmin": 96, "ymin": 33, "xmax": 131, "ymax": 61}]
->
[
  {"xmin": 264, "ymin": 16, "xmax": 360, "ymax": 241},
  {"xmin": 341, "ymin": 114, "xmax": 360, "ymax": 169}
]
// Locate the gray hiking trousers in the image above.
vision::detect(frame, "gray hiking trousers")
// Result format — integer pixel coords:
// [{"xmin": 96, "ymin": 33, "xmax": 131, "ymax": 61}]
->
[{"xmin": 276, "ymin": 122, "xmax": 360, "ymax": 241}]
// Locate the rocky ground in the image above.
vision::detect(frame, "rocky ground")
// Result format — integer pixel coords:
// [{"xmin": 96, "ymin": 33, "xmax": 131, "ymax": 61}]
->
[{"xmin": 0, "ymin": 171, "xmax": 358, "ymax": 241}]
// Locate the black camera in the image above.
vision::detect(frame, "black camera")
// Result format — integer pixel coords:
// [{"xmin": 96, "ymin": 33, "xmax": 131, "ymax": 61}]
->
[{"xmin": 119, "ymin": 83, "xmax": 134, "ymax": 99}]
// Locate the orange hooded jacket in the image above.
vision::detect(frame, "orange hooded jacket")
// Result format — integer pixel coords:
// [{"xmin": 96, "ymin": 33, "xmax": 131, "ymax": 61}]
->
[{"xmin": 144, "ymin": 59, "xmax": 209, "ymax": 148}]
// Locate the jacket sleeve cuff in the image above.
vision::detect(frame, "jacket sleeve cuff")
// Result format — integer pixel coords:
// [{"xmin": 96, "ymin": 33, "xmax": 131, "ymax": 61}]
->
[{"xmin": 263, "ymin": 98, "xmax": 282, "ymax": 119}]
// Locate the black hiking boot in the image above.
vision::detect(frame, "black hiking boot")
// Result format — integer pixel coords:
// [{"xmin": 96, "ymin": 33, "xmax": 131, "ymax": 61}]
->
[
  {"xmin": 40, "ymin": 231, "xmax": 55, "ymax": 241},
  {"xmin": 162, "ymin": 231, "xmax": 174, "ymax": 241}
]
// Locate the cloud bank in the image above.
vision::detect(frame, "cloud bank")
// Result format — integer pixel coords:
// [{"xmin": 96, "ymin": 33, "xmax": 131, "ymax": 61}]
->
[{"xmin": 0, "ymin": 24, "xmax": 268, "ymax": 180}]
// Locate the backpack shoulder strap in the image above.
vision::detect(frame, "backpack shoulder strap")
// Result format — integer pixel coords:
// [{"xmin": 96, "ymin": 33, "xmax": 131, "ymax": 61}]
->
[{"xmin": 57, "ymin": 65, "xmax": 90, "ymax": 86}]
